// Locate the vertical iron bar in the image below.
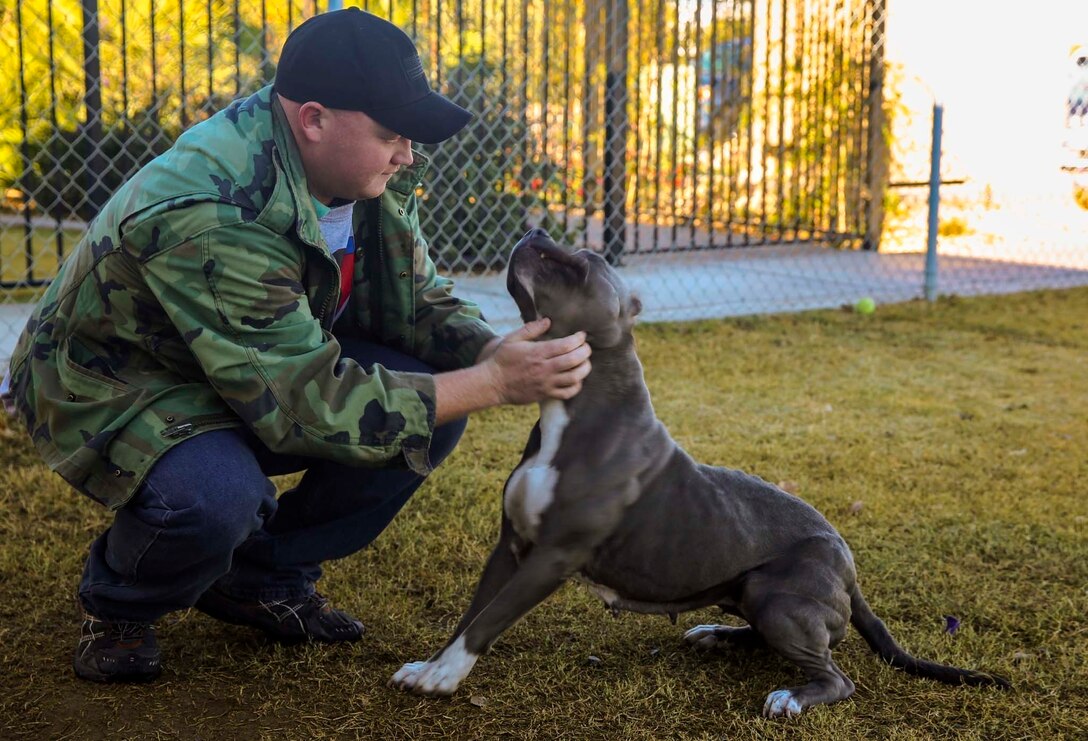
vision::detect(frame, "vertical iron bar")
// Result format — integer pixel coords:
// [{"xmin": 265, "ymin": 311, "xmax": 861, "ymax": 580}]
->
[
  {"xmin": 233, "ymin": 0, "xmax": 241, "ymax": 96},
  {"xmin": 542, "ymin": 0, "xmax": 549, "ymax": 171},
  {"xmin": 691, "ymin": 0, "xmax": 702, "ymax": 248},
  {"xmin": 631, "ymin": 0, "xmax": 642, "ymax": 253},
  {"xmin": 501, "ymin": 0, "xmax": 508, "ymax": 98},
  {"xmin": 81, "ymin": 0, "xmax": 108, "ymax": 215},
  {"xmin": 207, "ymin": 0, "xmax": 214, "ymax": 115},
  {"xmin": 435, "ymin": 0, "xmax": 443, "ymax": 86},
  {"xmin": 791, "ymin": 0, "xmax": 806, "ymax": 239},
  {"xmin": 580, "ymin": 1, "xmax": 595, "ymax": 250},
  {"xmin": 48, "ymin": 0, "xmax": 65, "ymax": 263},
  {"xmin": 812, "ymin": 0, "xmax": 828, "ymax": 238},
  {"xmin": 803, "ymin": 0, "xmax": 819, "ymax": 234},
  {"xmin": 742, "ymin": 1, "xmax": 755, "ymax": 245},
  {"xmin": 603, "ymin": 0, "xmax": 629, "ymax": 264},
  {"xmin": 16, "ymin": 0, "xmax": 34, "ymax": 284},
  {"xmin": 850, "ymin": 0, "xmax": 869, "ymax": 241},
  {"xmin": 651, "ymin": 0, "xmax": 663, "ymax": 253},
  {"xmin": 180, "ymin": 0, "xmax": 188, "ymax": 128},
  {"xmin": 707, "ymin": 0, "xmax": 718, "ymax": 247},
  {"xmin": 261, "ymin": 0, "xmax": 272, "ymax": 84},
  {"xmin": 120, "ymin": 0, "xmax": 129, "ymax": 118},
  {"xmin": 724, "ymin": 0, "xmax": 738, "ymax": 246},
  {"xmin": 669, "ymin": 1, "xmax": 679, "ymax": 248},
  {"xmin": 758, "ymin": 0, "xmax": 772, "ymax": 243},
  {"xmin": 151, "ymin": 0, "xmax": 160, "ymax": 118},
  {"xmin": 829, "ymin": 0, "xmax": 846, "ymax": 236},
  {"xmin": 864, "ymin": 0, "xmax": 888, "ymax": 251},
  {"xmin": 562, "ymin": 0, "xmax": 573, "ymax": 236},
  {"xmin": 776, "ymin": 0, "xmax": 787, "ymax": 242},
  {"xmin": 844, "ymin": 0, "xmax": 861, "ymax": 240},
  {"xmin": 457, "ymin": 0, "xmax": 463, "ymax": 59},
  {"xmin": 521, "ymin": 0, "xmax": 529, "ymax": 235}
]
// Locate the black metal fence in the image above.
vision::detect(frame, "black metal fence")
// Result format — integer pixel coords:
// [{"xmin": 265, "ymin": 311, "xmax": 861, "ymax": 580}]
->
[{"xmin": 0, "ymin": 0, "xmax": 887, "ymax": 286}]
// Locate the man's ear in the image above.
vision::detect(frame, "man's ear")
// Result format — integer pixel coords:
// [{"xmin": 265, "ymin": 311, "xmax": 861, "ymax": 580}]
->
[{"xmin": 296, "ymin": 102, "xmax": 328, "ymax": 143}]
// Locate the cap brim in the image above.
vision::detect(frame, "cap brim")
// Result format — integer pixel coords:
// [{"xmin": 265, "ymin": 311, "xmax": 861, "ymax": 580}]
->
[{"xmin": 371, "ymin": 92, "xmax": 472, "ymax": 145}]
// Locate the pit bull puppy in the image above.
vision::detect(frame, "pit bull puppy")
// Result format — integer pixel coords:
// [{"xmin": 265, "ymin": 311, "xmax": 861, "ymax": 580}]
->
[{"xmin": 392, "ymin": 229, "xmax": 1010, "ymax": 716}]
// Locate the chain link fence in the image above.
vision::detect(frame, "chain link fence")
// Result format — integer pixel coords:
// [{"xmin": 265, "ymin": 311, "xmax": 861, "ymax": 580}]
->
[{"xmin": 3, "ymin": 0, "xmax": 1087, "ymax": 357}]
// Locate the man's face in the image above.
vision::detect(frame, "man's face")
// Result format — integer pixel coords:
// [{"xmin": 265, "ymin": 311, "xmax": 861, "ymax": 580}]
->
[{"xmin": 309, "ymin": 107, "xmax": 415, "ymax": 203}]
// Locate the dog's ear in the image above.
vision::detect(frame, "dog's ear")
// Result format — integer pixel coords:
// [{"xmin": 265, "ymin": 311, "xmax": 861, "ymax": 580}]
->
[{"xmin": 628, "ymin": 293, "xmax": 643, "ymax": 318}]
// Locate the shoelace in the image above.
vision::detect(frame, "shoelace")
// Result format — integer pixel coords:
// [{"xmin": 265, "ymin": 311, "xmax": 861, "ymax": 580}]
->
[{"xmin": 80, "ymin": 614, "xmax": 152, "ymax": 642}]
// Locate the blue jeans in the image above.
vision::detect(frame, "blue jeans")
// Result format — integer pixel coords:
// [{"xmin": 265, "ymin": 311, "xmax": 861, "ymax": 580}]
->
[{"xmin": 78, "ymin": 338, "xmax": 467, "ymax": 623}]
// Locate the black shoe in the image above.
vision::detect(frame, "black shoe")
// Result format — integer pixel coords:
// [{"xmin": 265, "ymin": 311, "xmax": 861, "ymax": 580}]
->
[
  {"xmin": 73, "ymin": 611, "xmax": 162, "ymax": 683},
  {"xmin": 194, "ymin": 587, "xmax": 365, "ymax": 644}
]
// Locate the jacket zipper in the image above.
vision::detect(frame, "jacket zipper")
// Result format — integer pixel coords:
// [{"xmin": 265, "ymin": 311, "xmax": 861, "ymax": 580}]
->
[
  {"xmin": 160, "ymin": 413, "xmax": 238, "ymax": 439},
  {"xmin": 369, "ymin": 199, "xmax": 386, "ymax": 340}
]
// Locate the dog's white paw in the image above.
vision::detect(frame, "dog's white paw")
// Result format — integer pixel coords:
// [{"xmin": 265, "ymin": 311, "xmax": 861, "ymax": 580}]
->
[
  {"xmin": 762, "ymin": 689, "xmax": 803, "ymax": 718},
  {"xmin": 391, "ymin": 636, "xmax": 478, "ymax": 696},
  {"xmin": 684, "ymin": 624, "xmax": 726, "ymax": 650}
]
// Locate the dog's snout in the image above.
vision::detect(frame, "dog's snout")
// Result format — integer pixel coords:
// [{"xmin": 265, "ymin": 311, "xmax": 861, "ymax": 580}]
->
[{"xmin": 522, "ymin": 228, "xmax": 551, "ymax": 241}]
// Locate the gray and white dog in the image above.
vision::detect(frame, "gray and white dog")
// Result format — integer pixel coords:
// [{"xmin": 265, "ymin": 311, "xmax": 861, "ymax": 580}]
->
[{"xmin": 392, "ymin": 229, "xmax": 1010, "ymax": 716}]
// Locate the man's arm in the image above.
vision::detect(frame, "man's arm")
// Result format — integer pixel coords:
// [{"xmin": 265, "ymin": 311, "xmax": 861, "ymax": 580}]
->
[{"xmin": 433, "ymin": 318, "xmax": 591, "ymax": 426}]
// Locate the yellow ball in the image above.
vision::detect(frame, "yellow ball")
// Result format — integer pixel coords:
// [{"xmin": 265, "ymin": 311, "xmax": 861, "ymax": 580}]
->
[{"xmin": 855, "ymin": 297, "xmax": 876, "ymax": 315}]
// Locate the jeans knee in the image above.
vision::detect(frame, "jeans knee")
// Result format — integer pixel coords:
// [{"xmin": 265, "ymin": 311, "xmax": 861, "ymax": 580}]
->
[
  {"xmin": 181, "ymin": 478, "xmax": 276, "ymax": 557},
  {"xmin": 430, "ymin": 416, "xmax": 467, "ymax": 466}
]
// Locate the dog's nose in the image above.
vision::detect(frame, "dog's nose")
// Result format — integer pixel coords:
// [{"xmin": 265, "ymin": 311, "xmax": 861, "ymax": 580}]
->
[{"xmin": 521, "ymin": 228, "xmax": 551, "ymax": 242}]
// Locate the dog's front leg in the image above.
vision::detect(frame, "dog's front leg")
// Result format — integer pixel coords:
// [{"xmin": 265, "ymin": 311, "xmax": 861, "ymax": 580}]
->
[
  {"xmin": 391, "ymin": 543, "xmax": 586, "ymax": 696},
  {"xmin": 449, "ymin": 516, "xmax": 524, "ymax": 639}
]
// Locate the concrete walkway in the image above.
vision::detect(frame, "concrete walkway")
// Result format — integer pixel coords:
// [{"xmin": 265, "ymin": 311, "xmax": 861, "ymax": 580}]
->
[
  {"xmin": 449, "ymin": 244, "xmax": 1088, "ymax": 333},
  {"xmin": 3, "ymin": 244, "xmax": 1088, "ymax": 363}
]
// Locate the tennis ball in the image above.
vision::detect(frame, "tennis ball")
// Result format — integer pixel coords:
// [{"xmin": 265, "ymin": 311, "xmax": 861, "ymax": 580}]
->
[{"xmin": 855, "ymin": 297, "xmax": 876, "ymax": 315}]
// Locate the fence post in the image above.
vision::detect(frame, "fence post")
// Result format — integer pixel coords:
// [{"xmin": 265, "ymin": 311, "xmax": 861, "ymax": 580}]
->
[
  {"xmin": 924, "ymin": 102, "xmax": 943, "ymax": 302},
  {"xmin": 602, "ymin": 0, "xmax": 629, "ymax": 265},
  {"xmin": 863, "ymin": 0, "xmax": 888, "ymax": 251}
]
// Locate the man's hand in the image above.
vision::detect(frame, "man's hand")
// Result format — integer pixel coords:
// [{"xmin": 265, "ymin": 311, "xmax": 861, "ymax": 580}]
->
[
  {"xmin": 433, "ymin": 318, "xmax": 591, "ymax": 425},
  {"xmin": 484, "ymin": 318, "xmax": 592, "ymax": 404}
]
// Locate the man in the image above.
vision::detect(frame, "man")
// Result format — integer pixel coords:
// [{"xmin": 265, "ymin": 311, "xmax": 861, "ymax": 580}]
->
[{"xmin": 0, "ymin": 8, "xmax": 591, "ymax": 683}]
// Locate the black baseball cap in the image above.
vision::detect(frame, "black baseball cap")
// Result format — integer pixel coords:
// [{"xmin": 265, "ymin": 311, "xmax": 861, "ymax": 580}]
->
[{"xmin": 274, "ymin": 8, "xmax": 471, "ymax": 144}]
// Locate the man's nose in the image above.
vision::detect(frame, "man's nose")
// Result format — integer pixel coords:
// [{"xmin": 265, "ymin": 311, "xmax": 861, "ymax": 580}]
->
[{"xmin": 393, "ymin": 138, "xmax": 414, "ymax": 165}]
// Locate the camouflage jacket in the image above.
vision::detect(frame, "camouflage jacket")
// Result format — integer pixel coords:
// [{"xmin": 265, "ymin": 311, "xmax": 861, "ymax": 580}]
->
[{"xmin": 5, "ymin": 86, "xmax": 497, "ymax": 510}]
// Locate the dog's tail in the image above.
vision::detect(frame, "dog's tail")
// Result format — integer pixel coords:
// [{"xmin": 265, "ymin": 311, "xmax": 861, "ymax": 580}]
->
[{"xmin": 849, "ymin": 584, "xmax": 1011, "ymax": 689}]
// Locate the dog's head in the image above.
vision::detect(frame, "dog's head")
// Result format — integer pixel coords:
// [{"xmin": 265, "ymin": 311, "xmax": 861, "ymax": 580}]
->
[{"xmin": 506, "ymin": 229, "xmax": 641, "ymax": 348}]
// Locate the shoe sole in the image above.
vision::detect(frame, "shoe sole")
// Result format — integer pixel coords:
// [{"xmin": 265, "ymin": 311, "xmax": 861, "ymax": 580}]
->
[{"xmin": 73, "ymin": 660, "xmax": 162, "ymax": 683}]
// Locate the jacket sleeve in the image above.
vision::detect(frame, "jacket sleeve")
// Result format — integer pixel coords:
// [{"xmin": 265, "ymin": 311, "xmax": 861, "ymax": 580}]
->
[{"xmin": 138, "ymin": 218, "xmax": 439, "ymax": 475}]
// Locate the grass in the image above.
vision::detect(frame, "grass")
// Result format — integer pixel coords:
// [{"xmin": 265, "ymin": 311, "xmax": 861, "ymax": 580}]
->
[{"xmin": 1, "ymin": 288, "xmax": 1087, "ymax": 739}]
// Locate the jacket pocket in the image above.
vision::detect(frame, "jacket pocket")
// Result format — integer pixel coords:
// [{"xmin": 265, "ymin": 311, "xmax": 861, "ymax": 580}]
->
[{"xmin": 56, "ymin": 338, "xmax": 132, "ymax": 399}]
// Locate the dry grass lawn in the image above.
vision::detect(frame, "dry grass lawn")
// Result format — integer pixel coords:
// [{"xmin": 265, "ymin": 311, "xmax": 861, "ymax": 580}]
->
[{"xmin": 1, "ymin": 288, "xmax": 1086, "ymax": 739}]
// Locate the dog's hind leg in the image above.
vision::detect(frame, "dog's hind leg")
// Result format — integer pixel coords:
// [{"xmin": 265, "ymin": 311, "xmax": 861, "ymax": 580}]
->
[
  {"xmin": 751, "ymin": 595, "xmax": 856, "ymax": 718},
  {"xmin": 684, "ymin": 623, "xmax": 764, "ymax": 650},
  {"xmin": 742, "ymin": 537, "xmax": 858, "ymax": 717}
]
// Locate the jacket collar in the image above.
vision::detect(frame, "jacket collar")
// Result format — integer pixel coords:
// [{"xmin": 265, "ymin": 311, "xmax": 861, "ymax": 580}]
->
[{"xmin": 270, "ymin": 92, "xmax": 324, "ymax": 249}]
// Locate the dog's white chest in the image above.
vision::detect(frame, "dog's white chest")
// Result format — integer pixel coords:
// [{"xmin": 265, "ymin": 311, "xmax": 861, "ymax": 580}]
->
[{"xmin": 503, "ymin": 400, "xmax": 569, "ymax": 541}]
